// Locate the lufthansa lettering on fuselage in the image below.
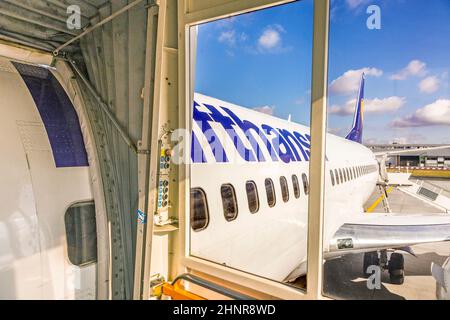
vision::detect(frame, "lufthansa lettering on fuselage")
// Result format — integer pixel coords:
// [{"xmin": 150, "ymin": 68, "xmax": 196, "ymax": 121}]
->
[{"xmin": 191, "ymin": 101, "xmax": 311, "ymax": 164}]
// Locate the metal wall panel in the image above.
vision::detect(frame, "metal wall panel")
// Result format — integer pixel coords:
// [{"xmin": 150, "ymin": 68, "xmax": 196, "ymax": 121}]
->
[{"xmin": 77, "ymin": 1, "xmax": 149, "ymax": 299}]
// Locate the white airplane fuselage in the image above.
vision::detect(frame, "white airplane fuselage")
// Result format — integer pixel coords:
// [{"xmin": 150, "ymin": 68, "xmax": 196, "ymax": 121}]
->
[{"xmin": 190, "ymin": 93, "xmax": 379, "ymax": 282}]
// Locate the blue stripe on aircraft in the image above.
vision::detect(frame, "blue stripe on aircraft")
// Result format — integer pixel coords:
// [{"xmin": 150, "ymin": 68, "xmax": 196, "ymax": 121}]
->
[{"xmin": 13, "ymin": 62, "xmax": 89, "ymax": 168}]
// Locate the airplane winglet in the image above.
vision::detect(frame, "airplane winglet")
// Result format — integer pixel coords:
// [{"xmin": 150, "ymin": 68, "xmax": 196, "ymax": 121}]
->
[{"xmin": 345, "ymin": 73, "xmax": 365, "ymax": 144}]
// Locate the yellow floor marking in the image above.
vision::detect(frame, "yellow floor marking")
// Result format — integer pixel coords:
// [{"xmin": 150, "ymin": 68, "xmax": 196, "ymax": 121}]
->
[{"xmin": 365, "ymin": 186, "xmax": 393, "ymax": 213}]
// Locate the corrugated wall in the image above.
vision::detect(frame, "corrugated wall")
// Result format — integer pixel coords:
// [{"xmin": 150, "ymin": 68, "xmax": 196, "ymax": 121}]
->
[{"xmin": 78, "ymin": 1, "xmax": 149, "ymax": 299}]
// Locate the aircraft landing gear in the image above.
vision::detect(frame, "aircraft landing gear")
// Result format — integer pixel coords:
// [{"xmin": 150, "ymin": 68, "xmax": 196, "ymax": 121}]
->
[
  {"xmin": 362, "ymin": 251, "xmax": 405, "ymax": 285},
  {"xmin": 363, "ymin": 251, "xmax": 379, "ymax": 277},
  {"xmin": 388, "ymin": 253, "xmax": 405, "ymax": 285}
]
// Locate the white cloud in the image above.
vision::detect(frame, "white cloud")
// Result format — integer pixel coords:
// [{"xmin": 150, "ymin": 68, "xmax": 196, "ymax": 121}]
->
[
  {"xmin": 259, "ymin": 29, "xmax": 280, "ymax": 49},
  {"xmin": 390, "ymin": 60, "xmax": 427, "ymax": 80},
  {"xmin": 252, "ymin": 105, "xmax": 275, "ymax": 115},
  {"xmin": 329, "ymin": 67, "xmax": 383, "ymax": 95},
  {"xmin": 218, "ymin": 30, "xmax": 236, "ymax": 46},
  {"xmin": 215, "ymin": 17, "xmax": 236, "ymax": 29},
  {"xmin": 346, "ymin": 0, "xmax": 370, "ymax": 9},
  {"xmin": 391, "ymin": 99, "xmax": 450, "ymax": 127},
  {"xmin": 257, "ymin": 24, "xmax": 286, "ymax": 53},
  {"xmin": 327, "ymin": 127, "xmax": 343, "ymax": 135},
  {"xmin": 329, "ymin": 96, "xmax": 406, "ymax": 116},
  {"xmin": 419, "ymin": 75, "xmax": 440, "ymax": 94},
  {"xmin": 218, "ymin": 30, "xmax": 248, "ymax": 48},
  {"xmin": 294, "ymin": 98, "xmax": 305, "ymax": 105}
]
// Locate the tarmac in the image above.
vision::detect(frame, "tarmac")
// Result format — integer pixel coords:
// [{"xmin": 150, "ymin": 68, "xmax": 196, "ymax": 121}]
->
[{"xmin": 323, "ymin": 179, "xmax": 450, "ymax": 300}]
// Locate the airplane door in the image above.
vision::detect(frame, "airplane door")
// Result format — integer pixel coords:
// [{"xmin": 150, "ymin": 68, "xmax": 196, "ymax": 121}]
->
[
  {"xmin": 12, "ymin": 62, "xmax": 97, "ymax": 300},
  {"xmin": 0, "ymin": 60, "xmax": 43, "ymax": 299}
]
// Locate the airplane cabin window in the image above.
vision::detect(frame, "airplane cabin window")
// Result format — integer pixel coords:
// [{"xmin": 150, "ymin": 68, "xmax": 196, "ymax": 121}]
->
[
  {"xmin": 64, "ymin": 201, "xmax": 97, "ymax": 266},
  {"xmin": 339, "ymin": 169, "xmax": 343, "ymax": 184},
  {"xmin": 265, "ymin": 178, "xmax": 276, "ymax": 208},
  {"xmin": 292, "ymin": 175, "xmax": 301, "ymax": 198},
  {"xmin": 190, "ymin": 188, "xmax": 209, "ymax": 231},
  {"xmin": 330, "ymin": 170, "xmax": 335, "ymax": 186},
  {"xmin": 335, "ymin": 169, "xmax": 340, "ymax": 185},
  {"xmin": 301, "ymin": 173, "xmax": 309, "ymax": 195},
  {"xmin": 280, "ymin": 176, "xmax": 289, "ymax": 202},
  {"xmin": 246, "ymin": 181, "xmax": 260, "ymax": 214},
  {"xmin": 221, "ymin": 184, "xmax": 238, "ymax": 222}
]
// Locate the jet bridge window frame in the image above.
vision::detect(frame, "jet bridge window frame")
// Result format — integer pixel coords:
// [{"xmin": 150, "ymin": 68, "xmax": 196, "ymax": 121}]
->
[{"xmin": 178, "ymin": 0, "xmax": 331, "ymax": 301}]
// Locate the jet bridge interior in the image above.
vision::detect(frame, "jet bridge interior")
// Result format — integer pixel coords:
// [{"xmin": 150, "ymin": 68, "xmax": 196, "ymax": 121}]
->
[{"xmin": 0, "ymin": 0, "xmax": 330, "ymax": 300}]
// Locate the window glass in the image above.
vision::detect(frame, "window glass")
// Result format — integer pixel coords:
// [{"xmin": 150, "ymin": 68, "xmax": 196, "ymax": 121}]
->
[
  {"xmin": 330, "ymin": 170, "xmax": 335, "ymax": 186},
  {"xmin": 65, "ymin": 201, "xmax": 97, "ymax": 266},
  {"xmin": 265, "ymin": 178, "xmax": 276, "ymax": 208},
  {"xmin": 324, "ymin": 0, "xmax": 450, "ymax": 300},
  {"xmin": 190, "ymin": 188, "xmax": 210, "ymax": 231},
  {"xmin": 301, "ymin": 173, "xmax": 309, "ymax": 195},
  {"xmin": 189, "ymin": 0, "xmax": 313, "ymax": 290},
  {"xmin": 280, "ymin": 176, "xmax": 289, "ymax": 202},
  {"xmin": 292, "ymin": 175, "xmax": 301, "ymax": 198},
  {"xmin": 221, "ymin": 184, "xmax": 238, "ymax": 221},
  {"xmin": 335, "ymin": 169, "xmax": 340, "ymax": 184},
  {"xmin": 246, "ymin": 181, "xmax": 260, "ymax": 214}
]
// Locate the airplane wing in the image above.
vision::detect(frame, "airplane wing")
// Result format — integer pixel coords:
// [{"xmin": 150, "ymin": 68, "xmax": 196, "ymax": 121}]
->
[{"xmin": 327, "ymin": 213, "xmax": 450, "ymax": 257}]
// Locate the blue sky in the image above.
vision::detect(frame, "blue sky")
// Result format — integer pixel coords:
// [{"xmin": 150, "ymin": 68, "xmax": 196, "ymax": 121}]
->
[{"xmin": 194, "ymin": 0, "xmax": 450, "ymax": 144}]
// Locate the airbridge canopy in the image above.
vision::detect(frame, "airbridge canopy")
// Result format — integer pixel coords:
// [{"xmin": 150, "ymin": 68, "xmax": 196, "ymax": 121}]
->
[{"xmin": 0, "ymin": 0, "xmax": 151, "ymax": 300}]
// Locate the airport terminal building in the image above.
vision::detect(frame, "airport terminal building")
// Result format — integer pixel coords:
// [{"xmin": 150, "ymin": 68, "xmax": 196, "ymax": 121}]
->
[{"xmin": 367, "ymin": 144, "xmax": 450, "ymax": 169}]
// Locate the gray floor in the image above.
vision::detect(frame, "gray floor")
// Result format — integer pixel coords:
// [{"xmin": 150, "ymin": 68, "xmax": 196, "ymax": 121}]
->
[{"xmin": 323, "ymin": 180, "xmax": 450, "ymax": 300}]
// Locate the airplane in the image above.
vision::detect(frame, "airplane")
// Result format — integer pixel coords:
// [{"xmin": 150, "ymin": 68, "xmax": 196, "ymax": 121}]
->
[{"xmin": 189, "ymin": 73, "xmax": 450, "ymax": 286}]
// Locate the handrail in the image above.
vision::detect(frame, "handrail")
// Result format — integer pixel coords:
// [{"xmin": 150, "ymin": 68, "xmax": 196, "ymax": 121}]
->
[{"xmin": 171, "ymin": 273, "xmax": 256, "ymax": 300}]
